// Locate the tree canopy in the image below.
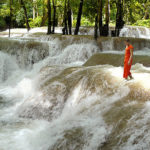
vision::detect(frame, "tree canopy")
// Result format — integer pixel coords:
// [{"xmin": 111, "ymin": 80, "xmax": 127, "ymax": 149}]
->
[{"xmin": 0, "ymin": 0, "xmax": 149, "ymax": 36}]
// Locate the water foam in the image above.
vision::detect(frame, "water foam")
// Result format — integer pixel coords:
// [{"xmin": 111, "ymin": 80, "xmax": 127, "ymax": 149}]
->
[
  {"xmin": 0, "ymin": 51, "xmax": 19, "ymax": 83},
  {"xmin": 120, "ymin": 26, "xmax": 150, "ymax": 39},
  {"xmin": 1, "ymin": 36, "xmax": 150, "ymax": 150}
]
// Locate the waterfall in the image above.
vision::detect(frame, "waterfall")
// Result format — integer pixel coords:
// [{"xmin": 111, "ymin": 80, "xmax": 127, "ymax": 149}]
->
[
  {"xmin": 0, "ymin": 27, "xmax": 94, "ymax": 38},
  {"xmin": 120, "ymin": 26, "xmax": 150, "ymax": 39},
  {"xmin": 1, "ymin": 26, "xmax": 150, "ymax": 40},
  {"xmin": 0, "ymin": 35, "xmax": 150, "ymax": 150},
  {"xmin": 0, "ymin": 51, "xmax": 19, "ymax": 83}
]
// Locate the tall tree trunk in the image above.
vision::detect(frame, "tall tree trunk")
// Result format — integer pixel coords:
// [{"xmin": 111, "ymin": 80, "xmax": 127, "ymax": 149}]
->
[
  {"xmin": 33, "ymin": 0, "xmax": 36, "ymax": 19},
  {"xmin": 67, "ymin": 0, "xmax": 72, "ymax": 35},
  {"xmin": 94, "ymin": 15, "xmax": 98, "ymax": 40},
  {"xmin": 52, "ymin": 0, "xmax": 56, "ymax": 33},
  {"xmin": 63, "ymin": 0, "xmax": 68, "ymax": 35},
  {"xmin": 20, "ymin": 0, "xmax": 30, "ymax": 31},
  {"xmin": 47, "ymin": 0, "xmax": 52, "ymax": 34},
  {"xmin": 144, "ymin": 4, "xmax": 149, "ymax": 19},
  {"xmin": 105, "ymin": 0, "xmax": 109, "ymax": 36},
  {"xmin": 98, "ymin": 0, "xmax": 103, "ymax": 36},
  {"xmin": 9, "ymin": 0, "xmax": 12, "ymax": 37},
  {"xmin": 94, "ymin": 0, "xmax": 99, "ymax": 39},
  {"xmin": 144, "ymin": 11, "xmax": 149, "ymax": 19},
  {"xmin": 115, "ymin": 0, "xmax": 124, "ymax": 36},
  {"xmin": 74, "ymin": 0, "xmax": 84, "ymax": 35},
  {"xmin": 41, "ymin": 0, "xmax": 47, "ymax": 26},
  {"xmin": 36, "ymin": 3, "xmax": 38, "ymax": 17}
]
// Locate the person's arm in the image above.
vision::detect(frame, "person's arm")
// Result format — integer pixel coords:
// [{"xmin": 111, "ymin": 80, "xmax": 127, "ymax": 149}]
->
[{"xmin": 128, "ymin": 48, "xmax": 133, "ymax": 65}]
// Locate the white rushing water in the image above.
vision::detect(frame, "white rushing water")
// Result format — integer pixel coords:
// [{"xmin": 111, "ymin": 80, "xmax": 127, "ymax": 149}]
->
[
  {"xmin": 101, "ymin": 47, "xmax": 150, "ymax": 56},
  {"xmin": 1, "ymin": 35, "xmax": 150, "ymax": 150},
  {"xmin": 0, "ymin": 38, "xmax": 101, "ymax": 150},
  {"xmin": 0, "ymin": 27, "xmax": 94, "ymax": 38},
  {"xmin": 120, "ymin": 26, "xmax": 150, "ymax": 39},
  {"xmin": 1, "ymin": 26, "xmax": 150, "ymax": 39}
]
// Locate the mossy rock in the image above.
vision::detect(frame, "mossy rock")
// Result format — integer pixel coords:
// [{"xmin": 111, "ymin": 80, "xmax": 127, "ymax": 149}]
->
[{"xmin": 84, "ymin": 53, "xmax": 150, "ymax": 67}]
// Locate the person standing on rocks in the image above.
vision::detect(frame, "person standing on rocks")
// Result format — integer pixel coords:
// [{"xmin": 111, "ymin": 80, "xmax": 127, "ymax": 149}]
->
[{"xmin": 123, "ymin": 39, "xmax": 134, "ymax": 80}]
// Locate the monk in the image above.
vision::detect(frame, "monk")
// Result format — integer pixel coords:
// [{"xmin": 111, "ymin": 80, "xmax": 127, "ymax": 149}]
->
[{"xmin": 123, "ymin": 39, "xmax": 134, "ymax": 80}]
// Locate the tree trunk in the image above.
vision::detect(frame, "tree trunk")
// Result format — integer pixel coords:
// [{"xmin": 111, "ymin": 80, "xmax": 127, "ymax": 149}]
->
[
  {"xmin": 144, "ymin": 9, "xmax": 149, "ymax": 19},
  {"xmin": 20, "ymin": 0, "xmax": 30, "ymax": 31},
  {"xmin": 36, "ymin": 2, "xmax": 38, "ymax": 17},
  {"xmin": 105, "ymin": 0, "xmax": 109, "ymax": 36},
  {"xmin": 74, "ymin": 0, "xmax": 84, "ymax": 35},
  {"xmin": 144, "ymin": 11, "xmax": 149, "ymax": 19},
  {"xmin": 144, "ymin": 3, "xmax": 149, "ymax": 19},
  {"xmin": 115, "ymin": 0, "xmax": 124, "ymax": 36},
  {"xmin": 33, "ymin": 0, "xmax": 36, "ymax": 19},
  {"xmin": 41, "ymin": 0, "xmax": 47, "ymax": 26},
  {"xmin": 47, "ymin": 0, "xmax": 52, "ymax": 34},
  {"xmin": 52, "ymin": 0, "xmax": 56, "ymax": 33},
  {"xmin": 41, "ymin": 14, "xmax": 48, "ymax": 26},
  {"xmin": 9, "ymin": 0, "xmax": 12, "ymax": 37},
  {"xmin": 98, "ymin": 0, "xmax": 103, "ymax": 36},
  {"xmin": 94, "ymin": 15, "xmax": 98, "ymax": 40},
  {"xmin": 63, "ymin": 0, "xmax": 68, "ymax": 35},
  {"xmin": 67, "ymin": 0, "xmax": 72, "ymax": 35}
]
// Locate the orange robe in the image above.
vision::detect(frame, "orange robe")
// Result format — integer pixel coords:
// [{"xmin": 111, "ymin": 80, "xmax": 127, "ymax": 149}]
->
[{"xmin": 123, "ymin": 45, "xmax": 133, "ymax": 78}]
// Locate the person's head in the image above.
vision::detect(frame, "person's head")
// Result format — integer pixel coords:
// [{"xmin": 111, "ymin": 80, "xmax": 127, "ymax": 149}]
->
[{"xmin": 124, "ymin": 39, "xmax": 130, "ymax": 46}]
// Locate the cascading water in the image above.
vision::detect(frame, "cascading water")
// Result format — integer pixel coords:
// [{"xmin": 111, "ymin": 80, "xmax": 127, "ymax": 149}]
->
[
  {"xmin": 0, "ymin": 27, "xmax": 94, "ymax": 38},
  {"xmin": 0, "ymin": 51, "xmax": 19, "ymax": 83},
  {"xmin": 120, "ymin": 26, "xmax": 150, "ymax": 39},
  {"xmin": 1, "ymin": 33, "xmax": 150, "ymax": 150},
  {"xmin": 0, "ymin": 36, "xmax": 101, "ymax": 150},
  {"xmin": 1, "ymin": 26, "xmax": 150, "ymax": 40}
]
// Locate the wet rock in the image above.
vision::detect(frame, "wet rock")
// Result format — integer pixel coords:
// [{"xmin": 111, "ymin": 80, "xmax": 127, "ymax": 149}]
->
[{"xmin": 84, "ymin": 53, "xmax": 150, "ymax": 67}]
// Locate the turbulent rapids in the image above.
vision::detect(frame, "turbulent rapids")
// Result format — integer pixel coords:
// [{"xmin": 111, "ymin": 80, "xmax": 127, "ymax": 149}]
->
[{"xmin": 1, "ymin": 28, "xmax": 150, "ymax": 150}]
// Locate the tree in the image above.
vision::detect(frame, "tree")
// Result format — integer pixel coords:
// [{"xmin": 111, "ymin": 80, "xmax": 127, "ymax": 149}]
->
[
  {"xmin": 47, "ymin": 0, "xmax": 52, "ymax": 34},
  {"xmin": 94, "ymin": 0, "xmax": 99, "ymax": 39},
  {"xmin": 74, "ymin": 0, "xmax": 84, "ymax": 35},
  {"xmin": 33, "ymin": 0, "xmax": 36, "ymax": 19},
  {"xmin": 52, "ymin": 0, "xmax": 57, "ymax": 33},
  {"xmin": 62, "ymin": 0, "xmax": 68, "ymax": 35},
  {"xmin": 98, "ymin": 0, "xmax": 103, "ymax": 36},
  {"xmin": 97, "ymin": 0, "xmax": 110, "ymax": 37},
  {"xmin": 115, "ymin": 0, "xmax": 124, "ymax": 36},
  {"xmin": 1, "ymin": 0, "xmax": 150, "ymax": 32},
  {"xmin": 94, "ymin": 14, "xmax": 98, "ymax": 40},
  {"xmin": 105, "ymin": 0, "xmax": 110, "ymax": 36},
  {"xmin": 41, "ymin": 0, "xmax": 47, "ymax": 26},
  {"xmin": 144, "ymin": 1, "xmax": 150, "ymax": 19},
  {"xmin": 9, "ymin": 0, "xmax": 13, "ymax": 37},
  {"xmin": 20, "ymin": 0, "xmax": 30, "ymax": 31},
  {"xmin": 67, "ymin": 0, "xmax": 72, "ymax": 35}
]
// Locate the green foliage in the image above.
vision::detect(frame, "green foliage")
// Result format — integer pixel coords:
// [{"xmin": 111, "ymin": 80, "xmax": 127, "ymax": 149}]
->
[
  {"xmin": 133, "ymin": 19, "xmax": 150, "ymax": 28},
  {"xmin": 29, "ymin": 16, "xmax": 42, "ymax": 28},
  {"xmin": 73, "ymin": 17, "xmax": 94, "ymax": 27},
  {"xmin": 110, "ymin": 0, "xmax": 117, "ymax": 22},
  {"xmin": 0, "ymin": 3, "xmax": 10, "ymax": 17},
  {"xmin": 81, "ymin": 17, "xmax": 94, "ymax": 26},
  {"xmin": 0, "ymin": 16, "xmax": 6, "ymax": 28},
  {"xmin": 16, "ymin": 9, "xmax": 25, "ymax": 27},
  {"xmin": 0, "ymin": 0, "xmax": 150, "ymax": 29},
  {"xmin": 124, "ymin": 0, "xmax": 150, "ymax": 25}
]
